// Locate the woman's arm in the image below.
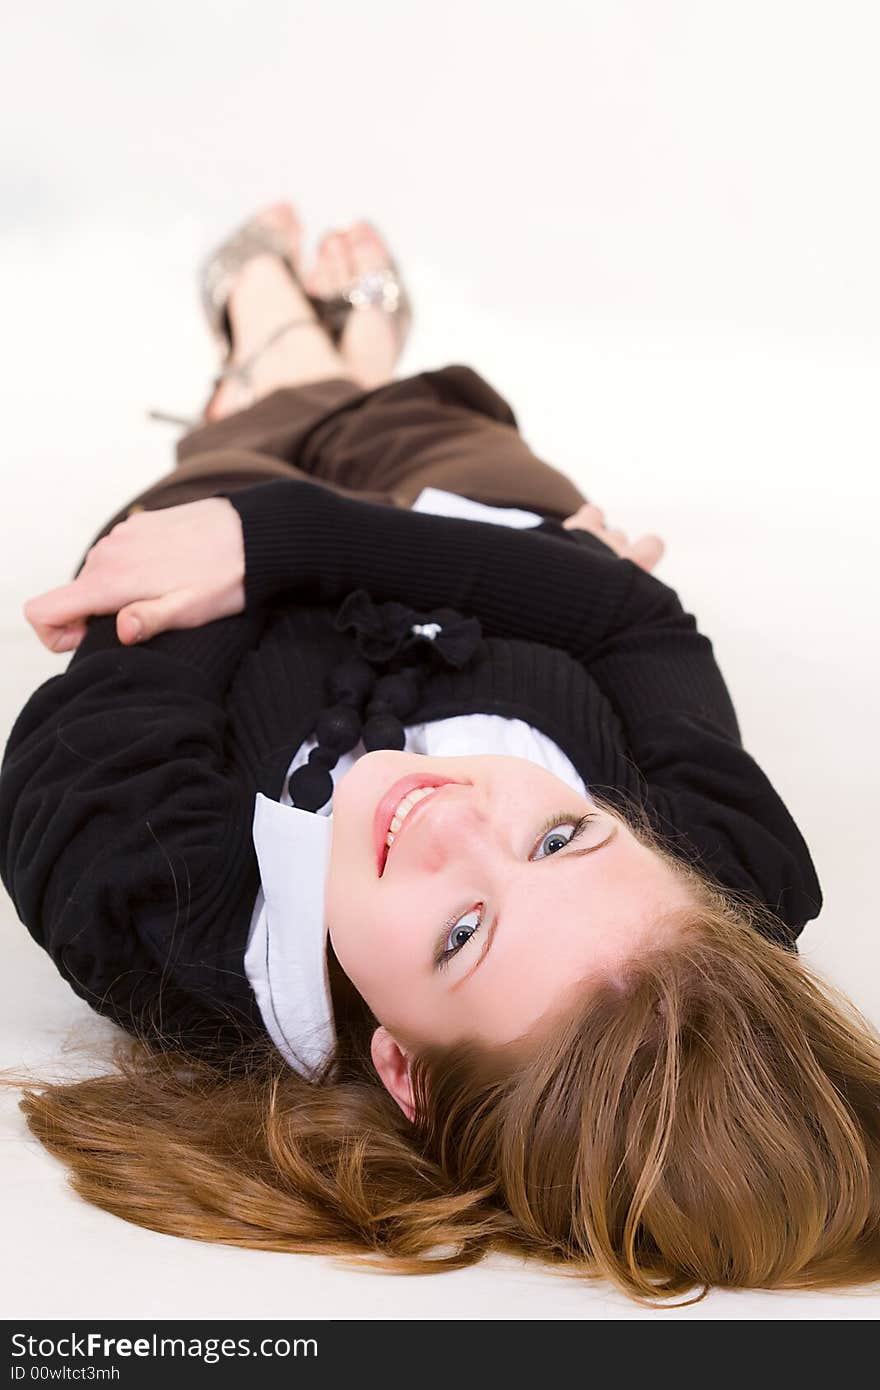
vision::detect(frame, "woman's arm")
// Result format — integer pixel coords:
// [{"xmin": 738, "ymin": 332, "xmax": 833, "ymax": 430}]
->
[
  {"xmin": 25, "ymin": 478, "xmax": 729, "ymax": 735},
  {"xmin": 225, "ymin": 479, "xmax": 643, "ymax": 662},
  {"xmin": 221, "ymin": 477, "xmax": 742, "ymax": 733},
  {"xmin": 33, "ymin": 474, "xmax": 753, "ymax": 758}
]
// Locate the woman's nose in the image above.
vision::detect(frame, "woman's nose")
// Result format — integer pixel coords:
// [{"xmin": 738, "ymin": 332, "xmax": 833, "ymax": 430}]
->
[{"xmin": 401, "ymin": 784, "xmax": 493, "ymax": 873}]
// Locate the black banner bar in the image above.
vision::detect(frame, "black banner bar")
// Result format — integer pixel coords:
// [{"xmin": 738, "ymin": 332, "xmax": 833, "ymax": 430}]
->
[{"xmin": 3, "ymin": 1321, "xmax": 595, "ymax": 1385}]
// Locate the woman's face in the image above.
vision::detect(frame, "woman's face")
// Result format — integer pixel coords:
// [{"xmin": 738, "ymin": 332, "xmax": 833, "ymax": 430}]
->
[{"xmin": 325, "ymin": 751, "xmax": 692, "ymax": 1056}]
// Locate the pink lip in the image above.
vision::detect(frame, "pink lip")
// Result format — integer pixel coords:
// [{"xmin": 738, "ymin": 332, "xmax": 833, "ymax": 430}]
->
[{"xmin": 374, "ymin": 773, "xmax": 463, "ymax": 876}]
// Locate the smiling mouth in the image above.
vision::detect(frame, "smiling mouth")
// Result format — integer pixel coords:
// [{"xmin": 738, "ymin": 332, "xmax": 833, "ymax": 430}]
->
[
  {"xmin": 381, "ymin": 787, "xmax": 446, "ymax": 872},
  {"xmin": 374, "ymin": 774, "xmax": 465, "ymax": 876}
]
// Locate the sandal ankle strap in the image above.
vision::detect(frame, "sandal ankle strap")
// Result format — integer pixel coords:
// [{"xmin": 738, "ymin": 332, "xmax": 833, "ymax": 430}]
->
[{"xmin": 216, "ymin": 316, "xmax": 317, "ymax": 386}]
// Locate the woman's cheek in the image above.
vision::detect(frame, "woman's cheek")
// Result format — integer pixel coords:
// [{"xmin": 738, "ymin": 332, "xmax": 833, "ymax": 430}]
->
[{"xmin": 359, "ymin": 917, "xmax": 411, "ymax": 994}]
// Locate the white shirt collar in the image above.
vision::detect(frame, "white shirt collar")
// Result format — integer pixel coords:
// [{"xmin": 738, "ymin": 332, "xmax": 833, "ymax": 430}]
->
[{"xmin": 244, "ymin": 794, "xmax": 336, "ymax": 1077}]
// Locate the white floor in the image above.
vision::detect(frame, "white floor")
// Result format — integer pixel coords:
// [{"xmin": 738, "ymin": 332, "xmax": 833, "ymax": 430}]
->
[{"xmin": 1, "ymin": 0, "xmax": 879, "ymax": 1321}]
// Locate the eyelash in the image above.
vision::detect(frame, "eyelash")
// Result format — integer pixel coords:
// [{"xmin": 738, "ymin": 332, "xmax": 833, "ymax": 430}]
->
[{"xmin": 434, "ymin": 812, "xmax": 597, "ymax": 971}]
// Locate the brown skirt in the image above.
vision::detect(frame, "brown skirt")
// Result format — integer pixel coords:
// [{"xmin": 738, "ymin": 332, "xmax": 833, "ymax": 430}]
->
[{"xmin": 76, "ymin": 364, "xmax": 589, "ymax": 575}]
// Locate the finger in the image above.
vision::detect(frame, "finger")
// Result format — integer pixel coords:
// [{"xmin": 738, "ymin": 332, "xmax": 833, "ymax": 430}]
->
[
  {"xmin": 603, "ymin": 528, "xmax": 629, "ymax": 552},
  {"xmin": 116, "ymin": 590, "xmax": 192, "ymax": 645},
  {"xmin": 24, "ymin": 617, "xmax": 87, "ymax": 654},
  {"xmin": 23, "ymin": 579, "xmax": 104, "ymax": 630},
  {"xmin": 51, "ymin": 625, "xmax": 88, "ymax": 653},
  {"xmin": 26, "ymin": 616, "xmax": 63, "ymax": 650},
  {"xmin": 26, "ymin": 613, "xmax": 74, "ymax": 651},
  {"xmin": 562, "ymin": 503, "xmax": 605, "ymax": 530},
  {"xmin": 625, "ymin": 534, "xmax": 666, "ymax": 572}
]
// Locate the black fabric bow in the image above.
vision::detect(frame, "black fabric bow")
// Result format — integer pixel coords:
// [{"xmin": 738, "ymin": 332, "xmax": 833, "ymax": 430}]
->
[{"xmin": 333, "ymin": 588, "xmax": 483, "ymax": 669}]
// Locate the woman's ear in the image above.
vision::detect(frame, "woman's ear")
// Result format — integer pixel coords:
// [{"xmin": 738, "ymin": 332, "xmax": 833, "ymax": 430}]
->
[{"xmin": 370, "ymin": 1025, "xmax": 416, "ymax": 1122}]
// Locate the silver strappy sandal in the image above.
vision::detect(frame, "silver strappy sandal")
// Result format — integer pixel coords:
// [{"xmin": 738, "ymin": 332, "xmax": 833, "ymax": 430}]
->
[{"xmin": 148, "ymin": 213, "xmax": 413, "ymax": 428}]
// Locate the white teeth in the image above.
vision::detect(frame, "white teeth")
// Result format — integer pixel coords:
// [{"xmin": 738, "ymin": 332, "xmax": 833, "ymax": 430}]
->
[{"xmin": 385, "ymin": 785, "xmax": 439, "ymax": 849}]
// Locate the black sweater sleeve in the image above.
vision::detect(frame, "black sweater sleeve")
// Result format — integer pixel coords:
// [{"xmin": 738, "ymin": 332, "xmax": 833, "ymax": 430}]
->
[
  {"xmin": 223, "ymin": 480, "xmax": 640, "ymax": 662},
  {"xmin": 220, "ymin": 477, "xmax": 741, "ymax": 737}
]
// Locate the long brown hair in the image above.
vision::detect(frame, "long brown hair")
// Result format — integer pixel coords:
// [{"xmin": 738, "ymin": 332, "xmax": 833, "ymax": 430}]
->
[{"xmin": 3, "ymin": 795, "xmax": 879, "ymax": 1308}]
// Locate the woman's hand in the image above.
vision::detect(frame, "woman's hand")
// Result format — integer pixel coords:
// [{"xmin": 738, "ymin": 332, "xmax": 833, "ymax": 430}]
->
[
  {"xmin": 561, "ymin": 503, "xmax": 665, "ymax": 572},
  {"xmin": 23, "ymin": 498, "xmax": 246, "ymax": 653}
]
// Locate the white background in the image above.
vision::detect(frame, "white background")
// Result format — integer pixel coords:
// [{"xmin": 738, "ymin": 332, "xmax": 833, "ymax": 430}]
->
[{"xmin": 1, "ymin": 0, "xmax": 878, "ymax": 1320}]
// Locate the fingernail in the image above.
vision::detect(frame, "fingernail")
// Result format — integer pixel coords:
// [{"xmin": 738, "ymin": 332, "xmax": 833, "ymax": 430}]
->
[{"xmin": 128, "ymin": 619, "xmax": 142, "ymax": 642}]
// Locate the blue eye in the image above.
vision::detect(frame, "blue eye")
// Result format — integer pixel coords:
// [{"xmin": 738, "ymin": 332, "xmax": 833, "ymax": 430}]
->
[
  {"xmin": 434, "ymin": 813, "xmax": 596, "ymax": 971},
  {"xmin": 534, "ymin": 822, "xmax": 581, "ymax": 859},
  {"xmin": 440, "ymin": 908, "xmax": 482, "ymax": 965}
]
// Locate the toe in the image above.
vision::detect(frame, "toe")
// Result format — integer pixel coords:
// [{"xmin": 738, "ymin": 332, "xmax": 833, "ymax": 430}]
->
[
  {"xmin": 255, "ymin": 201, "xmax": 303, "ymax": 275},
  {"xmin": 258, "ymin": 200, "xmax": 298, "ymax": 232},
  {"xmin": 345, "ymin": 221, "xmax": 390, "ymax": 275},
  {"xmin": 326, "ymin": 232, "xmax": 352, "ymax": 289},
  {"xmin": 306, "ymin": 223, "xmax": 390, "ymax": 301},
  {"xmin": 301, "ymin": 255, "xmax": 326, "ymax": 298},
  {"xmin": 303, "ymin": 231, "xmax": 347, "ymax": 298},
  {"xmin": 304, "ymin": 233, "xmax": 337, "ymax": 298}
]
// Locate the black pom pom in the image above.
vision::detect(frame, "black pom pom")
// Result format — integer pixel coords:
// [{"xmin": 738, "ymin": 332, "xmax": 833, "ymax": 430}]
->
[
  {"xmin": 362, "ymin": 713, "xmax": 406, "ymax": 752},
  {"xmin": 288, "ymin": 761, "xmax": 335, "ymax": 812},
  {"xmin": 314, "ymin": 702, "xmax": 362, "ymax": 751},
  {"xmin": 309, "ymin": 745, "xmax": 339, "ymax": 770},
  {"xmin": 329, "ymin": 656, "xmax": 375, "ymax": 703},
  {"xmin": 374, "ymin": 667, "xmax": 422, "ymax": 718}
]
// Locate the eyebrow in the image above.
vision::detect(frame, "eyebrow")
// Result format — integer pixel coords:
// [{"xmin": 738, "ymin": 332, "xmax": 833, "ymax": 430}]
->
[{"xmin": 449, "ymin": 822, "xmax": 620, "ymax": 991}]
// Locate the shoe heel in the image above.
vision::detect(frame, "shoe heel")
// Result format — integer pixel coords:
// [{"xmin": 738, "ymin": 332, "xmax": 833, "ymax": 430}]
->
[{"xmin": 146, "ymin": 408, "xmax": 200, "ymax": 428}]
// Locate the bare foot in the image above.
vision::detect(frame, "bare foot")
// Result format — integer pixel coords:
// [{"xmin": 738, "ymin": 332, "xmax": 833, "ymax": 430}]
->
[
  {"xmin": 203, "ymin": 202, "xmax": 352, "ymax": 422},
  {"xmin": 303, "ymin": 221, "xmax": 404, "ymax": 390}
]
